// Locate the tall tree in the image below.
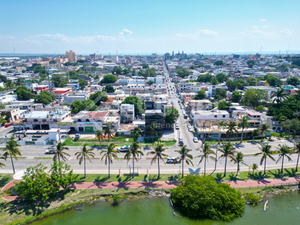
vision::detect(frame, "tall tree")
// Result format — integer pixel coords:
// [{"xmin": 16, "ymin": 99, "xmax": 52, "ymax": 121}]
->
[
  {"xmin": 218, "ymin": 121, "xmax": 227, "ymax": 144},
  {"xmin": 147, "ymin": 140, "xmax": 168, "ymax": 179},
  {"xmin": 218, "ymin": 142, "xmax": 236, "ymax": 177},
  {"xmin": 1, "ymin": 135, "xmax": 21, "ymax": 174},
  {"xmin": 254, "ymin": 143, "xmax": 275, "ymax": 175},
  {"xmin": 103, "ymin": 122, "xmax": 114, "ymax": 142},
  {"xmin": 294, "ymin": 141, "xmax": 300, "ymax": 172},
  {"xmin": 95, "ymin": 129, "xmax": 104, "ymax": 148},
  {"xmin": 53, "ymin": 142, "xmax": 70, "ymax": 163},
  {"xmin": 258, "ymin": 123, "xmax": 271, "ymax": 139},
  {"xmin": 232, "ymin": 152, "xmax": 248, "ymax": 176},
  {"xmin": 238, "ymin": 117, "xmax": 250, "ymax": 143},
  {"xmin": 124, "ymin": 141, "xmax": 143, "ymax": 178},
  {"xmin": 271, "ymin": 88, "xmax": 288, "ymax": 104},
  {"xmin": 75, "ymin": 143, "xmax": 95, "ymax": 178},
  {"xmin": 276, "ymin": 144, "xmax": 293, "ymax": 173},
  {"xmin": 226, "ymin": 121, "xmax": 238, "ymax": 143},
  {"xmin": 196, "ymin": 143, "xmax": 216, "ymax": 175},
  {"xmin": 130, "ymin": 127, "xmax": 142, "ymax": 141},
  {"xmin": 146, "ymin": 122, "xmax": 158, "ymax": 142},
  {"xmin": 100, "ymin": 143, "xmax": 119, "ymax": 178},
  {"xmin": 175, "ymin": 145, "xmax": 194, "ymax": 178}
]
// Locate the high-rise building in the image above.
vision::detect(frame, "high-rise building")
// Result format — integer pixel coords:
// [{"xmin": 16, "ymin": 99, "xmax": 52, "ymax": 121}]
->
[
  {"xmin": 65, "ymin": 50, "xmax": 77, "ymax": 62},
  {"xmin": 182, "ymin": 51, "xmax": 184, "ymax": 57},
  {"xmin": 172, "ymin": 51, "xmax": 174, "ymax": 57}
]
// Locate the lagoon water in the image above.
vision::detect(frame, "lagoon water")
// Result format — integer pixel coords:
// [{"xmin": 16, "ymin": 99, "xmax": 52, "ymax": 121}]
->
[{"xmin": 32, "ymin": 192, "xmax": 300, "ymax": 225}]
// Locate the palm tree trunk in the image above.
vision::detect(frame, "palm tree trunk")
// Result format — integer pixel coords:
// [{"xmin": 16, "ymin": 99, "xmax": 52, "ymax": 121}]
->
[
  {"xmin": 218, "ymin": 130, "xmax": 221, "ymax": 144},
  {"xmin": 158, "ymin": 158, "xmax": 160, "ymax": 179},
  {"xmin": 182, "ymin": 158, "xmax": 184, "ymax": 178},
  {"xmin": 281, "ymin": 156, "xmax": 284, "ymax": 173},
  {"xmin": 84, "ymin": 155, "xmax": 86, "ymax": 178},
  {"xmin": 204, "ymin": 157, "xmax": 206, "ymax": 175},
  {"xmin": 224, "ymin": 156, "xmax": 227, "ymax": 177},
  {"xmin": 10, "ymin": 154, "xmax": 15, "ymax": 174},
  {"xmin": 296, "ymin": 152, "xmax": 300, "ymax": 172},
  {"xmin": 241, "ymin": 129, "xmax": 244, "ymax": 143},
  {"xmin": 58, "ymin": 153, "xmax": 60, "ymax": 163},
  {"xmin": 236, "ymin": 162, "xmax": 239, "ymax": 176},
  {"xmin": 132, "ymin": 156, "xmax": 135, "ymax": 178},
  {"xmin": 108, "ymin": 159, "xmax": 111, "ymax": 178},
  {"xmin": 264, "ymin": 157, "xmax": 267, "ymax": 175}
]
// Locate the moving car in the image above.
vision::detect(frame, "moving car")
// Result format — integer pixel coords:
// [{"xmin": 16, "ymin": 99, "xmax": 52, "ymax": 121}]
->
[
  {"xmin": 188, "ymin": 127, "xmax": 194, "ymax": 132},
  {"xmin": 4, "ymin": 123, "xmax": 10, "ymax": 128},
  {"xmin": 75, "ymin": 133, "xmax": 80, "ymax": 139},
  {"xmin": 45, "ymin": 149, "xmax": 57, "ymax": 154},
  {"xmin": 166, "ymin": 157, "xmax": 180, "ymax": 164},
  {"xmin": 175, "ymin": 123, "xmax": 179, "ymax": 130},
  {"xmin": 117, "ymin": 145, "xmax": 130, "ymax": 152},
  {"xmin": 193, "ymin": 137, "xmax": 198, "ymax": 143},
  {"xmin": 178, "ymin": 138, "xmax": 183, "ymax": 146}
]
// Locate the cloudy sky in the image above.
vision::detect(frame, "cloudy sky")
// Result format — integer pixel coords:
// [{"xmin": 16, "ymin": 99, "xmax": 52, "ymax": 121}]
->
[{"xmin": 0, "ymin": 0, "xmax": 299, "ymax": 54}]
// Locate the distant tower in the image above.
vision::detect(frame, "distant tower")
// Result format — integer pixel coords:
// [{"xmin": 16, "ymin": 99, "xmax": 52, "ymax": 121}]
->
[
  {"xmin": 182, "ymin": 51, "xmax": 184, "ymax": 57},
  {"xmin": 172, "ymin": 51, "xmax": 174, "ymax": 57}
]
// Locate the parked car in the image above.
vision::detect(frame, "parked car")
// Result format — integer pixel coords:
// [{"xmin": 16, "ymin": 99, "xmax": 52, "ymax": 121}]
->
[
  {"xmin": 166, "ymin": 157, "xmax": 180, "ymax": 164},
  {"xmin": 117, "ymin": 145, "xmax": 130, "ymax": 152},
  {"xmin": 176, "ymin": 123, "xmax": 180, "ymax": 130},
  {"xmin": 188, "ymin": 127, "xmax": 194, "ymax": 132},
  {"xmin": 178, "ymin": 138, "xmax": 183, "ymax": 146},
  {"xmin": 4, "ymin": 123, "xmax": 10, "ymax": 128},
  {"xmin": 75, "ymin": 133, "xmax": 80, "ymax": 139},
  {"xmin": 45, "ymin": 149, "xmax": 57, "ymax": 154},
  {"xmin": 193, "ymin": 137, "xmax": 198, "ymax": 143}
]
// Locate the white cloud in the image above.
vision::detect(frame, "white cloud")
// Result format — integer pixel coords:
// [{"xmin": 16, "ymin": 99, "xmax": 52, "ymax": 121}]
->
[
  {"xmin": 119, "ymin": 29, "xmax": 133, "ymax": 36},
  {"xmin": 175, "ymin": 29, "xmax": 219, "ymax": 39},
  {"xmin": 260, "ymin": 19, "xmax": 267, "ymax": 22},
  {"xmin": 264, "ymin": 25, "xmax": 269, "ymax": 28},
  {"xmin": 253, "ymin": 26, "xmax": 259, "ymax": 29},
  {"xmin": 280, "ymin": 29, "xmax": 296, "ymax": 37}
]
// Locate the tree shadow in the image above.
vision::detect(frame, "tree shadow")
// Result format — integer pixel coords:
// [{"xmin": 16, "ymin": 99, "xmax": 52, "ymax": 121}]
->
[
  {"xmin": 168, "ymin": 175, "xmax": 180, "ymax": 181},
  {"xmin": 284, "ymin": 168, "xmax": 298, "ymax": 177},
  {"xmin": 269, "ymin": 169, "xmax": 285, "ymax": 179},
  {"xmin": 228, "ymin": 173, "xmax": 244, "ymax": 181},
  {"xmin": 93, "ymin": 175, "xmax": 109, "ymax": 182},
  {"xmin": 248, "ymin": 171, "xmax": 269, "ymax": 180},
  {"xmin": 215, "ymin": 173, "xmax": 224, "ymax": 181},
  {"xmin": 0, "ymin": 175, "xmax": 12, "ymax": 188}
]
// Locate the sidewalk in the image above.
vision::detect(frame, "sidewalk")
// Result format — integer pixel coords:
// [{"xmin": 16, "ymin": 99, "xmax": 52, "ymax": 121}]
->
[{"xmin": 2, "ymin": 177, "xmax": 300, "ymax": 201}]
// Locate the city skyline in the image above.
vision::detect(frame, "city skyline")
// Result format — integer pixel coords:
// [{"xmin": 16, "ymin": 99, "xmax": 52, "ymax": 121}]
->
[{"xmin": 0, "ymin": 0, "xmax": 299, "ymax": 54}]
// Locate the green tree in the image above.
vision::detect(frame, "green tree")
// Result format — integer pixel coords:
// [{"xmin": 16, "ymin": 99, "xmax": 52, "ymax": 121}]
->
[
  {"xmin": 258, "ymin": 123, "xmax": 271, "ymax": 139},
  {"xmin": 103, "ymin": 122, "xmax": 114, "ymax": 141},
  {"xmin": 171, "ymin": 175, "xmax": 245, "ymax": 221},
  {"xmin": 214, "ymin": 60, "xmax": 224, "ymax": 66},
  {"xmin": 193, "ymin": 90, "xmax": 206, "ymax": 100},
  {"xmin": 276, "ymin": 144, "xmax": 293, "ymax": 173},
  {"xmin": 16, "ymin": 78, "xmax": 24, "ymax": 86},
  {"xmin": 218, "ymin": 100, "xmax": 232, "ymax": 110},
  {"xmin": 266, "ymin": 74, "xmax": 281, "ymax": 87},
  {"xmin": 210, "ymin": 77, "xmax": 219, "ymax": 85},
  {"xmin": 238, "ymin": 116, "xmax": 250, "ymax": 143},
  {"xmin": 130, "ymin": 127, "xmax": 142, "ymax": 141},
  {"xmin": 242, "ymin": 89, "xmax": 268, "ymax": 107},
  {"xmin": 122, "ymin": 96, "xmax": 145, "ymax": 116},
  {"xmin": 292, "ymin": 59, "xmax": 300, "ymax": 67},
  {"xmin": 231, "ymin": 91, "xmax": 242, "ymax": 103},
  {"xmin": 146, "ymin": 122, "xmax": 158, "ymax": 142},
  {"xmin": 105, "ymin": 84, "xmax": 115, "ymax": 93},
  {"xmin": 79, "ymin": 79, "xmax": 88, "ymax": 89},
  {"xmin": 251, "ymin": 163, "xmax": 258, "ymax": 173},
  {"xmin": 256, "ymin": 105, "xmax": 265, "ymax": 112},
  {"xmin": 89, "ymin": 91, "xmax": 108, "ymax": 106},
  {"xmin": 147, "ymin": 140, "xmax": 168, "ymax": 179},
  {"xmin": 100, "ymin": 143, "xmax": 119, "ymax": 178},
  {"xmin": 70, "ymin": 99, "xmax": 97, "ymax": 114},
  {"xmin": 247, "ymin": 60, "xmax": 255, "ymax": 68},
  {"xmin": 294, "ymin": 141, "xmax": 300, "ymax": 172},
  {"xmin": 1, "ymin": 135, "xmax": 21, "ymax": 174},
  {"xmin": 53, "ymin": 142, "xmax": 70, "ymax": 163},
  {"xmin": 197, "ymin": 74, "xmax": 212, "ymax": 83},
  {"xmin": 196, "ymin": 143, "xmax": 216, "ymax": 175},
  {"xmin": 111, "ymin": 67, "xmax": 122, "ymax": 75},
  {"xmin": 271, "ymin": 88, "xmax": 288, "ymax": 103},
  {"xmin": 142, "ymin": 64, "xmax": 149, "ymax": 69},
  {"xmin": 214, "ymin": 88, "xmax": 227, "ymax": 101},
  {"xmin": 216, "ymin": 73, "xmax": 228, "ymax": 83},
  {"xmin": 254, "ymin": 143, "xmax": 275, "ymax": 175},
  {"xmin": 51, "ymin": 74, "xmax": 68, "ymax": 87},
  {"xmin": 17, "ymin": 86, "xmax": 33, "ymax": 100},
  {"xmin": 146, "ymin": 80, "xmax": 154, "ymax": 85},
  {"xmin": 99, "ymin": 74, "xmax": 118, "ymax": 84},
  {"xmin": 218, "ymin": 121, "xmax": 227, "ymax": 144},
  {"xmin": 75, "ymin": 143, "xmax": 95, "ymax": 178},
  {"xmin": 69, "ymin": 71, "xmax": 78, "ymax": 79},
  {"xmin": 5, "ymin": 80, "xmax": 13, "ymax": 89},
  {"xmin": 232, "ymin": 152, "xmax": 248, "ymax": 176},
  {"xmin": 287, "ymin": 76, "xmax": 300, "ymax": 86},
  {"xmin": 164, "ymin": 107, "xmax": 179, "ymax": 126},
  {"xmin": 95, "ymin": 129, "xmax": 104, "ymax": 148},
  {"xmin": 34, "ymin": 91, "xmax": 56, "ymax": 105},
  {"xmin": 246, "ymin": 77, "xmax": 258, "ymax": 86},
  {"xmin": 175, "ymin": 145, "xmax": 194, "ymax": 178},
  {"xmin": 123, "ymin": 68, "xmax": 131, "ymax": 75},
  {"xmin": 218, "ymin": 142, "xmax": 236, "ymax": 176},
  {"xmin": 124, "ymin": 141, "xmax": 143, "ymax": 178},
  {"xmin": 176, "ymin": 67, "xmax": 190, "ymax": 78}
]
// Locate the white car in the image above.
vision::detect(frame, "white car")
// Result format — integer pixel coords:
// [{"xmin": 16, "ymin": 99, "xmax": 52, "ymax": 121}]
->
[
  {"xmin": 193, "ymin": 137, "xmax": 198, "ymax": 143},
  {"xmin": 188, "ymin": 127, "xmax": 194, "ymax": 132},
  {"xmin": 117, "ymin": 145, "xmax": 130, "ymax": 152}
]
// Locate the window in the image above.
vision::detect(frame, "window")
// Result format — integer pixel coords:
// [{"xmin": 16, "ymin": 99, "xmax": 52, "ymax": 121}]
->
[
  {"xmin": 86, "ymin": 119, "xmax": 90, "ymax": 122},
  {"xmin": 53, "ymin": 119, "xmax": 57, "ymax": 122},
  {"xmin": 214, "ymin": 115, "xmax": 217, "ymax": 118},
  {"xmin": 78, "ymin": 119, "xmax": 81, "ymax": 122},
  {"xmin": 42, "ymin": 119, "xmax": 46, "ymax": 122},
  {"xmin": 34, "ymin": 119, "xmax": 38, "ymax": 122},
  {"xmin": 223, "ymin": 115, "xmax": 226, "ymax": 118}
]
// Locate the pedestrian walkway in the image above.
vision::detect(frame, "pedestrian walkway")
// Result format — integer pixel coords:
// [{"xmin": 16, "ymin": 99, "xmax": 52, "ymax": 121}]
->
[{"xmin": 2, "ymin": 177, "xmax": 300, "ymax": 201}]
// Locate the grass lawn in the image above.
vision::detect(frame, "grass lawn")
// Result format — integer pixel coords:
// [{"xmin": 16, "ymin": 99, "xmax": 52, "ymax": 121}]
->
[
  {"xmin": 75, "ymin": 173, "xmax": 181, "ymax": 183},
  {"xmin": 77, "ymin": 136, "xmax": 134, "ymax": 143}
]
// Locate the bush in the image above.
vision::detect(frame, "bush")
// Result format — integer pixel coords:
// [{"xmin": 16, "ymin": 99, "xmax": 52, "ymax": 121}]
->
[
  {"xmin": 112, "ymin": 195, "xmax": 121, "ymax": 204},
  {"xmin": 271, "ymin": 132, "xmax": 280, "ymax": 138},
  {"xmin": 171, "ymin": 175, "xmax": 245, "ymax": 221},
  {"xmin": 245, "ymin": 193, "xmax": 260, "ymax": 205}
]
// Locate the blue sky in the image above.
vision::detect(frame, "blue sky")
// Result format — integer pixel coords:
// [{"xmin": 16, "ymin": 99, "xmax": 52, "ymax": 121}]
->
[{"xmin": 0, "ymin": 0, "xmax": 299, "ymax": 54}]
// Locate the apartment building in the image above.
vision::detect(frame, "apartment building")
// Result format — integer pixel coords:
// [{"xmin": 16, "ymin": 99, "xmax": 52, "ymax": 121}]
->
[
  {"xmin": 120, "ymin": 104, "xmax": 135, "ymax": 123},
  {"xmin": 65, "ymin": 50, "xmax": 77, "ymax": 62}
]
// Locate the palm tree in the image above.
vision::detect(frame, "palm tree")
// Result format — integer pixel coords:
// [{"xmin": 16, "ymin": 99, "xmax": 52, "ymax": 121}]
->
[
  {"xmin": 218, "ymin": 142, "xmax": 236, "ymax": 177},
  {"xmin": 218, "ymin": 121, "xmax": 227, "ymax": 144},
  {"xmin": 196, "ymin": 143, "xmax": 216, "ymax": 175},
  {"xmin": 1, "ymin": 136, "xmax": 20, "ymax": 174},
  {"xmin": 75, "ymin": 143, "xmax": 95, "ymax": 178},
  {"xmin": 5, "ymin": 80, "xmax": 13, "ymax": 89},
  {"xmin": 232, "ymin": 152, "xmax": 248, "ymax": 176},
  {"xmin": 16, "ymin": 78, "xmax": 24, "ymax": 86},
  {"xmin": 124, "ymin": 141, "xmax": 143, "ymax": 178},
  {"xmin": 53, "ymin": 141, "xmax": 70, "ymax": 163},
  {"xmin": 294, "ymin": 141, "xmax": 300, "ymax": 172},
  {"xmin": 226, "ymin": 121, "xmax": 238, "ymax": 143},
  {"xmin": 254, "ymin": 143, "xmax": 276, "ymax": 175},
  {"xmin": 131, "ymin": 127, "xmax": 142, "ymax": 142},
  {"xmin": 271, "ymin": 88, "xmax": 288, "ymax": 104},
  {"xmin": 95, "ymin": 129, "xmax": 104, "ymax": 148},
  {"xmin": 175, "ymin": 145, "xmax": 194, "ymax": 178},
  {"xmin": 276, "ymin": 144, "xmax": 293, "ymax": 173},
  {"xmin": 100, "ymin": 143, "xmax": 119, "ymax": 178},
  {"xmin": 258, "ymin": 123, "xmax": 271, "ymax": 140},
  {"xmin": 146, "ymin": 122, "xmax": 158, "ymax": 142},
  {"xmin": 103, "ymin": 122, "xmax": 114, "ymax": 142},
  {"xmin": 250, "ymin": 129, "xmax": 260, "ymax": 140},
  {"xmin": 238, "ymin": 117, "xmax": 250, "ymax": 143},
  {"xmin": 147, "ymin": 140, "xmax": 168, "ymax": 179},
  {"xmin": 251, "ymin": 163, "xmax": 258, "ymax": 174}
]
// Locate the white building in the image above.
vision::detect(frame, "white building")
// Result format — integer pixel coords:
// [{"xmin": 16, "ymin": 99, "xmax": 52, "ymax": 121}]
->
[{"xmin": 120, "ymin": 104, "xmax": 135, "ymax": 123}]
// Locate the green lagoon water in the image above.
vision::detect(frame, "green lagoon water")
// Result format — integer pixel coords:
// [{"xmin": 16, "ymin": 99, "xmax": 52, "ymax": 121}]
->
[{"xmin": 32, "ymin": 192, "xmax": 300, "ymax": 225}]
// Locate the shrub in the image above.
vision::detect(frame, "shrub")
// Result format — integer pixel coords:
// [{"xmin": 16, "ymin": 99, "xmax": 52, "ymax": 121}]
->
[
  {"xmin": 171, "ymin": 175, "xmax": 245, "ymax": 221},
  {"xmin": 112, "ymin": 195, "xmax": 121, "ymax": 204},
  {"xmin": 245, "ymin": 193, "xmax": 260, "ymax": 205}
]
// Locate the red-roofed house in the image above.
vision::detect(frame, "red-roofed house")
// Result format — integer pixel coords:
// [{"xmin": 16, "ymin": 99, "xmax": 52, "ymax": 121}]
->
[{"xmin": 52, "ymin": 88, "xmax": 72, "ymax": 100}]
